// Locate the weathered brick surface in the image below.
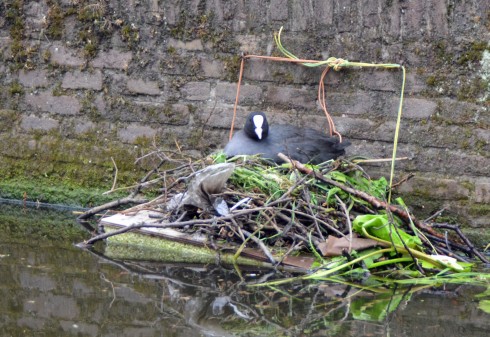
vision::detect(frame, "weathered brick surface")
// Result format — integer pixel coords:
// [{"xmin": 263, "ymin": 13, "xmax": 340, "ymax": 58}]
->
[
  {"xmin": 180, "ymin": 82, "xmax": 211, "ymax": 101},
  {"xmin": 62, "ymin": 70, "xmax": 103, "ymax": 90},
  {"xmin": 203, "ymin": 105, "xmax": 249, "ymax": 129},
  {"xmin": 0, "ymin": 0, "xmax": 488, "ymax": 229},
  {"xmin": 475, "ymin": 179, "xmax": 490, "ymax": 204},
  {"xmin": 18, "ymin": 70, "xmax": 49, "ymax": 88},
  {"xmin": 200, "ymin": 58, "xmax": 224, "ymax": 78},
  {"xmin": 91, "ymin": 50, "xmax": 133, "ymax": 70},
  {"xmin": 265, "ymin": 86, "xmax": 316, "ymax": 110},
  {"xmin": 73, "ymin": 119, "xmax": 96, "ymax": 135},
  {"xmin": 49, "ymin": 43, "xmax": 84, "ymax": 67},
  {"xmin": 167, "ymin": 38, "xmax": 204, "ymax": 51},
  {"xmin": 326, "ymin": 92, "xmax": 376, "ymax": 116},
  {"xmin": 127, "ymin": 79, "xmax": 160, "ymax": 95},
  {"xmin": 131, "ymin": 102, "xmax": 191, "ymax": 125},
  {"xmin": 25, "ymin": 92, "xmax": 81, "ymax": 115},
  {"xmin": 216, "ymin": 83, "xmax": 263, "ymax": 105},
  {"xmin": 402, "ymin": 98, "xmax": 437, "ymax": 120},
  {"xmin": 270, "ymin": 0, "xmax": 288, "ymax": 21},
  {"xmin": 20, "ymin": 115, "xmax": 59, "ymax": 131},
  {"xmin": 118, "ymin": 124, "xmax": 158, "ymax": 143},
  {"xmin": 398, "ymin": 177, "xmax": 471, "ymax": 201}
]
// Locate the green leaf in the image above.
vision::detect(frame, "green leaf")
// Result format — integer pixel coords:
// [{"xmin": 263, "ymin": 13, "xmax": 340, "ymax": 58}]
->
[
  {"xmin": 355, "ymin": 248, "xmax": 383, "ymax": 268},
  {"xmin": 353, "ymin": 214, "xmax": 422, "ymax": 248},
  {"xmin": 478, "ymin": 300, "xmax": 490, "ymax": 314},
  {"xmin": 326, "ymin": 187, "xmax": 342, "ymax": 203}
]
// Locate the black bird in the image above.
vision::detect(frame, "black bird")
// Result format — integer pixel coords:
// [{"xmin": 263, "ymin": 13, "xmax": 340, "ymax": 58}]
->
[{"xmin": 224, "ymin": 111, "xmax": 350, "ymax": 164}]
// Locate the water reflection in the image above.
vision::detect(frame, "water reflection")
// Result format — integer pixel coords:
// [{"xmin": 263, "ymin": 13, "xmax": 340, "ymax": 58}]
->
[{"xmin": 0, "ymin": 204, "xmax": 489, "ymax": 336}]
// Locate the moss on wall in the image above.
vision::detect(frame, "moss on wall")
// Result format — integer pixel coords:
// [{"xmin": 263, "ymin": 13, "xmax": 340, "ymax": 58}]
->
[{"xmin": 0, "ymin": 110, "xmax": 159, "ymax": 206}]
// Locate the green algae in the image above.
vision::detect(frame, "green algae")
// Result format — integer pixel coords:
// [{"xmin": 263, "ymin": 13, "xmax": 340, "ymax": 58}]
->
[
  {"xmin": 104, "ymin": 227, "xmax": 266, "ymax": 267},
  {"xmin": 0, "ymin": 110, "xmax": 160, "ymax": 206},
  {"xmin": 0, "ymin": 204, "xmax": 87, "ymax": 243},
  {"xmin": 0, "ymin": 177, "xmax": 128, "ymax": 207}
]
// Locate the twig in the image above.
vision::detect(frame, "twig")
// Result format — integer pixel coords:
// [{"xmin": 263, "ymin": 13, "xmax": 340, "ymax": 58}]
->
[
  {"xmin": 391, "ymin": 173, "xmax": 415, "ymax": 188},
  {"xmin": 130, "ymin": 157, "xmax": 168, "ymax": 197},
  {"xmin": 352, "ymin": 157, "xmax": 409, "ymax": 164},
  {"xmin": 104, "ymin": 157, "xmax": 118, "ymax": 194},
  {"xmin": 444, "ymin": 231, "xmax": 454, "ymax": 256},
  {"xmin": 424, "ymin": 233, "xmax": 472, "ymax": 256},
  {"xmin": 77, "ymin": 197, "xmax": 147, "ymax": 221},
  {"xmin": 424, "ymin": 208, "xmax": 446, "ymax": 222},
  {"xmin": 335, "ymin": 195, "xmax": 352, "ymax": 253},
  {"xmin": 242, "ymin": 229, "xmax": 277, "ymax": 264},
  {"xmin": 78, "ymin": 206, "xmax": 277, "ymax": 246},
  {"xmin": 431, "ymin": 223, "xmax": 489, "ymax": 263}
]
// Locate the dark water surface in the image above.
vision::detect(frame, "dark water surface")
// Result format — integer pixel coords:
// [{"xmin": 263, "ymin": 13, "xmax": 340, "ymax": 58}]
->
[{"xmin": 0, "ymin": 204, "xmax": 489, "ymax": 337}]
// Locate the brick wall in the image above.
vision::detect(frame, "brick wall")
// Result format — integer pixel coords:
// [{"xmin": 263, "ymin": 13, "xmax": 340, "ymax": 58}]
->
[{"xmin": 0, "ymin": 0, "xmax": 488, "ymax": 232}]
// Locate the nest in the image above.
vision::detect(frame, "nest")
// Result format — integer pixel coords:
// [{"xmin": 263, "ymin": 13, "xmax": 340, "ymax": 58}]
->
[{"xmin": 78, "ymin": 151, "xmax": 489, "ymax": 277}]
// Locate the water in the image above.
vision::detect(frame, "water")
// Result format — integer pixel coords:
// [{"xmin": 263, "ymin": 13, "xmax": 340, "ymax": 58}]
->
[{"xmin": 0, "ymin": 204, "xmax": 489, "ymax": 336}]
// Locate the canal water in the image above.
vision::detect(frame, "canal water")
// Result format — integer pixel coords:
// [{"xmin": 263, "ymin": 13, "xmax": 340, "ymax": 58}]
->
[{"xmin": 0, "ymin": 204, "xmax": 489, "ymax": 336}]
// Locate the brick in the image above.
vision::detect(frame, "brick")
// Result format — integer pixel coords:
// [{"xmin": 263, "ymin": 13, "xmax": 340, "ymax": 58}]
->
[
  {"xmin": 405, "ymin": 72, "xmax": 427, "ymax": 94},
  {"xmin": 402, "ymin": 98, "xmax": 437, "ymax": 119},
  {"xmin": 106, "ymin": 73, "xmax": 129, "ymax": 94},
  {"xmin": 167, "ymin": 38, "xmax": 203, "ymax": 51},
  {"xmin": 436, "ymin": 98, "xmax": 489, "ymax": 125},
  {"xmin": 398, "ymin": 176, "xmax": 470, "ymax": 201},
  {"xmin": 358, "ymin": 70, "xmax": 402, "ymax": 92},
  {"xmin": 200, "ymin": 58, "xmax": 223, "ymax": 78},
  {"xmin": 327, "ymin": 92, "xmax": 376, "ymax": 116},
  {"xmin": 180, "ymin": 81, "xmax": 211, "ymax": 101},
  {"xmin": 18, "ymin": 69, "xmax": 49, "ymax": 88},
  {"xmin": 20, "ymin": 115, "xmax": 59, "ymax": 131},
  {"xmin": 335, "ymin": 116, "xmax": 377, "ymax": 137},
  {"xmin": 49, "ymin": 43, "xmax": 84, "ymax": 67},
  {"xmin": 127, "ymin": 79, "xmax": 160, "ymax": 95},
  {"xmin": 237, "ymin": 35, "xmax": 263, "ymax": 54},
  {"xmin": 290, "ymin": 1, "xmax": 313, "ymax": 31},
  {"xmin": 475, "ymin": 128, "xmax": 489, "ymax": 144},
  {"xmin": 132, "ymin": 102, "xmax": 190, "ymax": 125},
  {"xmin": 204, "ymin": 105, "xmax": 249, "ymax": 129},
  {"xmin": 73, "ymin": 119, "xmax": 96, "ymax": 134},
  {"xmin": 62, "ymin": 70, "xmax": 103, "ymax": 90},
  {"xmin": 312, "ymin": 0, "xmax": 334, "ymax": 26},
  {"xmin": 398, "ymin": 146, "xmax": 490, "ymax": 177},
  {"xmin": 94, "ymin": 95, "xmax": 107, "ymax": 114},
  {"xmin": 91, "ymin": 50, "xmax": 133, "ymax": 70},
  {"xmin": 265, "ymin": 86, "xmax": 316, "ymax": 110},
  {"xmin": 25, "ymin": 92, "xmax": 81, "ymax": 115},
  {"xmin": 474, "ymin": 178, "xmax": 490, "ymax": 203},
  {"xmin": 24, "ymin": 1, "xmax": 49, "ymax": 31},
  {"xmin": 216, "ymin": 82, "xmax": 262, "ymax": 104},
  {"xmin": 24, "ymin": 294, "xmax": 79, "ymax": 320},
  {"xmin": 270, "ymin": 0, "xmax": 288, "ymax": 20},
  {"xmin": 118, "ymin": 124, "xmax": 157, "ymax": 143}
]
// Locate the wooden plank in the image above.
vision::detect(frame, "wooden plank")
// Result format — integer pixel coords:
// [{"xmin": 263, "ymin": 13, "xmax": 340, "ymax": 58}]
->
[{"xmin": 100, "ymin": 211, "xmax": 315, "ymax": 270}]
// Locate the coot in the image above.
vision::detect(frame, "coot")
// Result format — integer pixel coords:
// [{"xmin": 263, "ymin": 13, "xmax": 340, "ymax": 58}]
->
[{"xmin": 224, "ymin": 112, "xmax": 350, "ymax": 164}]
